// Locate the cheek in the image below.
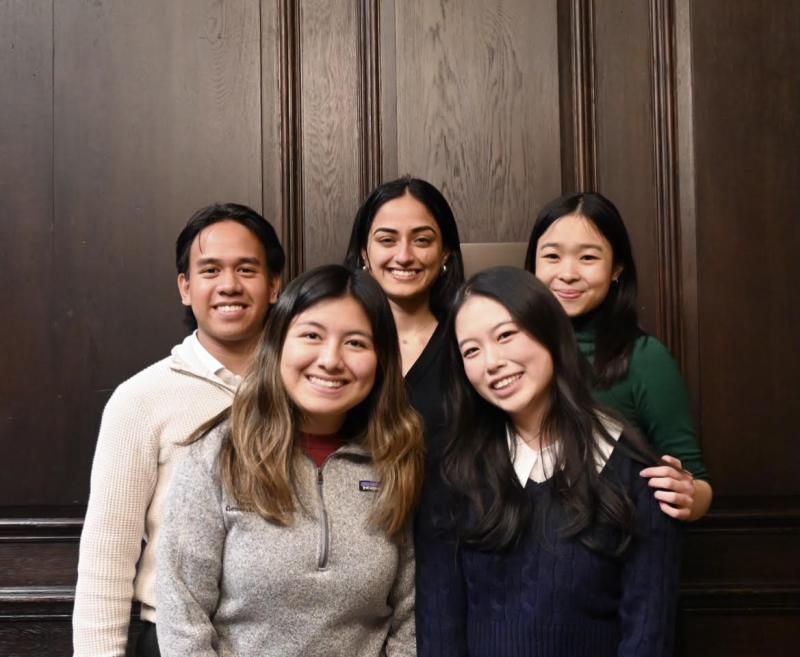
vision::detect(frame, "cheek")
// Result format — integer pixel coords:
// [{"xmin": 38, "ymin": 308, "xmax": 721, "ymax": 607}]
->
[{"xmin": 533, "ymin": 263, "xmax": 554, "ymax": 284}]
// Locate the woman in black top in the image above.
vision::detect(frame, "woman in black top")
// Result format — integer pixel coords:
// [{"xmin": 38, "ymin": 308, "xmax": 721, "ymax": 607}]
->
[{"xmin": 344, "ymin": 176, "xmax": 465, "ymax": 441}]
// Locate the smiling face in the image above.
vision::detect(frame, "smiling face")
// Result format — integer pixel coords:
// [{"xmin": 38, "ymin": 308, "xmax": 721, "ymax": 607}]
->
[
  {"xmin": 178, "ymin": 220, "xmax": 279, "ymax": 358},
  {"xmin": 455, "ymin": 295, "xmax": 554, "ymax": 434},
  {"xmin": 534, "ymin": 213, "xmax": 621, "ymax": 317},
  {"xmin": 361, "ymin": 192, "xmax": 448, "ymax": 306},
  {"xmin": 280, "ymin": 295, "xmax": 378, "ymax": 434}
]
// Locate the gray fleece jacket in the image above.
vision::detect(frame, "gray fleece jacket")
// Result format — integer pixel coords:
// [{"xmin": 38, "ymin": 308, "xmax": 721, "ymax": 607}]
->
[{"xmin": 156, "ymin": 426, "xmax": 416, "ymax": 657}]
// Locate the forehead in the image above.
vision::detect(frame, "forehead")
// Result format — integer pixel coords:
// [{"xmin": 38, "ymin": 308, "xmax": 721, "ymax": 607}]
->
[
  {"xmin": 290, "ymin": 295, "xmax": 373, "ymax": 334},
  {"xmin": 455, "ymin": 295, "xmax": 512, "ymax": 338},
  {"xmin": 370, "ymin": 193, "xmax": 439, "ymax": 233},
  {"xmin": 190, "ymin": 220, "xmax": 267, "ymax": 264},
  {"xmin": 538, "ymin": 213, "xmax": 610, "ymax": 250}
]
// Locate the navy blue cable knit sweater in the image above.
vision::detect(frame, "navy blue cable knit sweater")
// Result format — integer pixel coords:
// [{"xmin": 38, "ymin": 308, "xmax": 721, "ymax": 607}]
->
[{"xmin": 415, "ymin": 440, "xmax": 682, "ymax": 657}]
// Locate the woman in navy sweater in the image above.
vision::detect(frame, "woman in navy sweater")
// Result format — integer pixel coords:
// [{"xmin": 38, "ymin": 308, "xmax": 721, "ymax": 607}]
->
[{"xmin": 415, "ymin": 266, "xmax": 681, "ymax": 657}]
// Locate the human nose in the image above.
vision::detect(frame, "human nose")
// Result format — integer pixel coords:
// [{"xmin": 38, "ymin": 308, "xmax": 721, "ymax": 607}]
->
[
  {"xmin": 217, "ymin": 268, "xmax": 243, "ymax": 293},
  {"xmin": 394, "ymin": 239, "xmax": 414, "ymax": 265},
  {"xmin": 317, "ymin": 340, "xmax": 343, "ymax": 371},
  {"xmin": 556, "ymin": 257, "xmax": 580, "ymax": 283},
  {"xmin": 484, "ymin": 344, "xmax": 506, "ymax": 374}
]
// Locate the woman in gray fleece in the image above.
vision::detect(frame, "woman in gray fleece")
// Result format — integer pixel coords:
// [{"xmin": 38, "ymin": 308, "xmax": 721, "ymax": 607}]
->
[{"xmin": 157, "ymin": 265, "xmax": 424, "ymax": 657}]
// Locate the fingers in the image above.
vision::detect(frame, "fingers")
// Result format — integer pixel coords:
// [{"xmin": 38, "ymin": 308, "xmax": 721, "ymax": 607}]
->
[
  {"xmin": 660, "ymin": 454, "xmax": 684, "ymax": 469},
  {"xmin": 644, "ymin": 475, "xmax": 694, "ymax": 494},
  {"xmin": 654, "ymin": 489, "xmax": 693, "ymax": 509},
  {"xmin": 658, "ymin": 500, "xmax": 691, "ymax": 521}
]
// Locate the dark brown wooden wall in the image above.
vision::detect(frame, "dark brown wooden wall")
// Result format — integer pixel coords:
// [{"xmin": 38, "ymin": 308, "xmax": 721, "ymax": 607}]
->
[{"xmin": 2, "ymin": 1, "xmax": 798, "ymax": 655}]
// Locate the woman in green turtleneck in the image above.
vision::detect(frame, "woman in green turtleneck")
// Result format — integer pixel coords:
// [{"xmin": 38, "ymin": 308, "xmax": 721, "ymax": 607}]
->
[{"xmin": 525, "ymin": 192, "xmax": 712, "ymax": 520}]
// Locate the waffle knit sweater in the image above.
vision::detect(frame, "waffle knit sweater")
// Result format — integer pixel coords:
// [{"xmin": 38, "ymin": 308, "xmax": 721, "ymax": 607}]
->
[
  {"xmin": 72, "ymin": 336, "xmax": 237, "ymax": 657},
  {"xmin": 156, "ymin": 427, "xmax": 416, "ymax": 657},
  {"xmin": 415, "ymin": 440, "xmax": 682, "ymax": 657}
]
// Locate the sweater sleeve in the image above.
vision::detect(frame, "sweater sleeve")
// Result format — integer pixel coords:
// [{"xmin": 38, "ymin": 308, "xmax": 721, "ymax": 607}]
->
[
  {"xmin": 73, "ymin": 389, "xmax": 159, "ymax": 657},
  {"xmin": 618, "ymin": 459, "xmax": 683, "ymax": 657},
  {"xmin": 630, "ymin": 338, "xmax": 709, "ymax": 480},
  {"xmin": 384, "ymin": 526, "xmax": 417, "ymax": 657},
  {"xmin": 156, "ymin": 443, "xmax": 225, "ymax": 657},
  {"xmin": 414, "ymin": 494, "xmax": 468, "ymax": 657}
]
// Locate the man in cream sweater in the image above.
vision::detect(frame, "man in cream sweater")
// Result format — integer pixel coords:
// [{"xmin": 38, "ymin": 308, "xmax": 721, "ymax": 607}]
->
[{"xmin": 72, "ymin": 203, "xmax": 284, "ymax": 657}]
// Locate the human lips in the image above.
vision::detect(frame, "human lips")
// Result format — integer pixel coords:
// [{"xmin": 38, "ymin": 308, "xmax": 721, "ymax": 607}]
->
[
  {"xmin": 488, "ymin": 372, "xmax": 523, "ymax": 398},
  {"xmin": 387, "ymin": 267, "xmax": 423, "ymax": 280},
  {"xmin": 552, "ymin": 288, "xmax": 583, "ymax": 301},
  {"xmin": 306, "ymin": 374, "xmax": 347, "ymax": 392},
  {"xmin": 213, "ymin": 303, "xmax": 249, "ymax": 318}
]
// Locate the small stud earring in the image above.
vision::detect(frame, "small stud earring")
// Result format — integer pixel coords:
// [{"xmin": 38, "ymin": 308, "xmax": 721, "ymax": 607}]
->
[{"xmin": 442, "ymin": 264, "xmax": 448, "ymax": 273}]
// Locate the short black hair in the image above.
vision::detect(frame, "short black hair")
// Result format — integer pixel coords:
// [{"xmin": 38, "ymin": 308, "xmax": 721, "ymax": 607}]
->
[{"xmin": 176, "ymin": 203, "xmax": 285, "ymax": 329}]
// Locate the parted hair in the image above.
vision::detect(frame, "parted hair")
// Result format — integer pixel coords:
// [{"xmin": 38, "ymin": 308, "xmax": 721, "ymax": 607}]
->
[
  {"xmin": 343, "ymin": 175, "xmax": 465, "ymax": 321},
  {"xmin": 524, "ymin": 192, "xmax": 641, "ymax": 388},
  {"xmin": 191, "ymin": 264, "xmax": 424, "ymax": 539},
  {"xmin": 440, "ymin": 267, "xmax": 658, "ymax": 554}
]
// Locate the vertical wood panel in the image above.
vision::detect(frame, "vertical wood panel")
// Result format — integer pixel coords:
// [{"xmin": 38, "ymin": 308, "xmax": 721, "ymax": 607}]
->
[
  {"xmin": 299, "ymin": 0, "xmax": 362, "ymax": 269},
  {"xmin": 32, "ymin": 0, "xmax": 264, "ymax": 507},
  {"xmin": 0, "ymin": 0, "xmax": 55, "ymax": 507},
  {"xmin": 690, "ymin": 0, "xmax": 800, "ymax": 496},
  {"xmin": 593, "ymin": 0, "xmax": 660, "ymax": 335},
  {"xmin": 392, "ymin": 0, "xmax": 562, "ymax": 242}
]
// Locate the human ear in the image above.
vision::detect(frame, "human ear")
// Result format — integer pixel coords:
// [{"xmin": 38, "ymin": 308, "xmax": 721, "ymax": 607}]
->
[
  {"xmin": 268, "ymin": 276, "xmax": 282, "ymax": 304},
  {"xmin": 177, "ymin": 273, "xmax": 191, "ymax": 306}
]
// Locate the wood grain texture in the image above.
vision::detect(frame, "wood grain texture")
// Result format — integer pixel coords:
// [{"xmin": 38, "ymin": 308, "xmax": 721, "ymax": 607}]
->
[
  {"xmin": 592, "ymin": 0, "xmax": 661, "ymax": 336},
  {"xmin": 0, "ymin": 1, "xmax": 55, "ymax": 507},
  {"xmin": 690, "ymin": 0, "xmax": 800, "ymax": 497},
  {"xmin": 26, "ymin": 0, "xmax": 265, "ymax": 507},
  {"xmin": 299, "ymin": 0, "xmax": 363, "ymax": 269},
  {"xmin": 391, "ymin": 0, "xmax": 562, "ymax": 242}
]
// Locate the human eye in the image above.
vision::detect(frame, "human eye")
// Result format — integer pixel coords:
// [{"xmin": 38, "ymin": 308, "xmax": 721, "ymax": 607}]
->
[
  {"xmin": 461, "ymin": 345, "xmax": 479, "ymax": 359},
  {"xmin": 414, "ymin": 236, "xmax": 433, "ymax": 246},
  {"xmin": 497, "ymin": 329, "xmax": 518, "ymax": 342},
  {"xmin": 300, "ymin": 331, "xmax": 322, "ymax": 341},
  {"xmin": 199, "ymin": 266, "xmax": 219, "ymax": 276},
  {"xmin": 238, "ymin": 265, "xmax": 259, "ymax": 275},
  {"xmin": 580, "ymin": 253, "xmax": 600, "ymax": 262},
  {"xmin": 346, "ymin": 337, "xmax": 370, "ymax": 350},
  {"xmin": 539, "ymin": 251, "xmax": 559, "ymax": 261},
  {"xmin": 375, "ymin": 235, "xmax": 396, "ymax": 246}
]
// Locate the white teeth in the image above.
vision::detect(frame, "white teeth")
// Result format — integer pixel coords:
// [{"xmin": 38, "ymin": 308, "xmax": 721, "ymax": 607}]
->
[
  {"xmin": 389, "ymin": 269, "xmax": 419, "ymax": 279},
  {"xmin": 216, "ymin": 304, "xmax": 244, "ymax": 312},
  {"xmin": 491, "ymin": 374, "xmax": 521, "ymax": 390},
  {"xmin": 308, "ymin": 376, "xmax": 344, "ymax": 389}
]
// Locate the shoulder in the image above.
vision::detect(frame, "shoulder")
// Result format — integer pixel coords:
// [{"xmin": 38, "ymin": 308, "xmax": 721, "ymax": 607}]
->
[
  {"xmin": 184, "ymin": 423, "xmax": 228, "ymax": 473},
  {"xmin": 631, "ymin": 334, "xmax": 678, "ymax": 368}
]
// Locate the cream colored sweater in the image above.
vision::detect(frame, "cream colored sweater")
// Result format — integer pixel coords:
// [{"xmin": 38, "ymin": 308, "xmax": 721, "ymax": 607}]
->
[{"xmin": 72, "ymin": 336, "xmax": 237, "ymax": 657}]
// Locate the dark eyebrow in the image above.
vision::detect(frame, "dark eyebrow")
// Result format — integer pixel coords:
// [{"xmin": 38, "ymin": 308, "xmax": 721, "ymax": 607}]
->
[
  {"xmin": 372, "ymin": 226, "xmax": 437, "ymax": 236},
  {"xmin": 294, "ymin": 321, "xmax": 373, "ymax": 340},
  {"xmin": 195, "ymin": 256, "xmax": 263, "ymax": 266},
  {"xmin": 538, "ymin": 242, "xmax": 604, "ymax": 252},
  {"xmin": 457, "ymin": 321, "xmax": 516, "ymax": 348}
]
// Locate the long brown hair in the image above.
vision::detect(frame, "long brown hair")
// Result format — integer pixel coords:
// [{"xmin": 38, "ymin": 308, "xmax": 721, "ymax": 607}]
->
[{"xmin": 191, "ymin": 264, "xmax": 423, "ymax": 539}]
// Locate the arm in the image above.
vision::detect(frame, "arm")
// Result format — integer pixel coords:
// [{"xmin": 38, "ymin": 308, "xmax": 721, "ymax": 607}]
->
[
  {"xmin": 618, "ymin": 463, "xmax": 683, "ymax": 657},
  {"xmin": 73, "ymin": 391, "xmax": 158, "ymax": 657},
  {"xmin": 632, "ymin": 339, "xmax": 713, "ymax": 520},
  {"xmin": 413, "ymin": 493, "xmax": 468, "ymax": 657},
  {"xmin": 384, "ymin": 526, "xmax": 416, "ymax": 657},
  {"xmin": 156, "ymin": 443, "xmax": 225, "ymax": 657}
]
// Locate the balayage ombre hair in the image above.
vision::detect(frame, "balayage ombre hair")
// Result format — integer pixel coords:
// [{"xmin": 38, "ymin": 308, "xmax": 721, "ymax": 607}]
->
[
  {"xmin": 439, "ymin": 267, "xmax": 658, "ymax": 554},
  {"xmin": 192, "ymin": 265, "xmax": 424, "ymax": 539}
]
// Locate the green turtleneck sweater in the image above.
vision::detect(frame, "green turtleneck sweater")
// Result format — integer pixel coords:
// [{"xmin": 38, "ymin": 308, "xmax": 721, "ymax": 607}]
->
[{"xmin": 574, "ymin": 321, "xmax": 709, "ymax": 481}]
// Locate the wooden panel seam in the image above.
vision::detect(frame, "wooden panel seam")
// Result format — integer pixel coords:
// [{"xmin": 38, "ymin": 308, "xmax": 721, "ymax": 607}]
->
[
  {"xmin": 279, "ymin": 0, "xmax": 304, "ymax": 278},
  {"xmin": 358, "ymin": 0, "xmax": 382, "ymax": 198},
  {"xmin": 570, "ymin": 0, "xmax": 597, "ymax": 191},
  {"xmin": 649, "ymin": 0, "xmax": 683, "ymax": 357}
]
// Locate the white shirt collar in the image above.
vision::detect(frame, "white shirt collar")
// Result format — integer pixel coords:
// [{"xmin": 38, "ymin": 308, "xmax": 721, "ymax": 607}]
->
[
  {"xmin": 507, "ymin": 415, "xmax": 623, "ymax": 486},
  {"xmin": 188, "ymin": 331, "xmax": 242, "ymax": 387}
]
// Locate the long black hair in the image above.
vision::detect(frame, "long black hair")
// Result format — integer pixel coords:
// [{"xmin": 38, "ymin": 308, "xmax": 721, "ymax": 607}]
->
[
  {"xmin": 343, "ymin": 176, "xmax": 465, "ymax": 320},
  {"xmin": 525, "ymin": 192, "xmax": 641, "ymax": 388},
  {"xmin": 440, "ymin": 266, "xmax": 657, "ymax": 555}
]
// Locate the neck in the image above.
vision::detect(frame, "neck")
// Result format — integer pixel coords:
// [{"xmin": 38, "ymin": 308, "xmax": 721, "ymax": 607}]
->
[
  {"xmin": 300, "ymin": 414, "xmax": 345, "ymax": 435},
  {"xmin": 196, "ymin": 332, "xmax": 258, "ymax": 376},
  {"xmin": 388, "ymin": 295, "xmax": 437, "ymax": 334},
  {"xmin": 510, "ymin": 402, "xmax": 551, "ymax": 450}
]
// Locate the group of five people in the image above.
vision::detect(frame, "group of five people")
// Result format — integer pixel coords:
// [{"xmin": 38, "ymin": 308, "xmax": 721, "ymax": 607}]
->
[{"xmin": 73, "ymin": 178, "xmax": 711, "ymax": 656}]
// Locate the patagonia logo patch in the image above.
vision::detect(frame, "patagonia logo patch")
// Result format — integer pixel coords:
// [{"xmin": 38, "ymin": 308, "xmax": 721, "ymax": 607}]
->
[{"xmin": 359, "ymin": 480, "xmax": 381, "ymax": 492}]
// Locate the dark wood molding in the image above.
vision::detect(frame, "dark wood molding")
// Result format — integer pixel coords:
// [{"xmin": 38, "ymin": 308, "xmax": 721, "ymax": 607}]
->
[
  {"xmin": 558, "ymin": 0, "xmax": 597, "ymax": 192},
  {"xmin": 679, "ymin": 586, "xmax": 800, "ymax": 613},
  {"xmin": 358, "ymin": 0, "xmax": 382, "ymax": 199},
  {"xmin": 0, "ymin": 518, "xmax": 82, "ymax": 543},
  {"xmin": 0, "ymin": 587, "xmax": 75, "ymax": 620},
  {"xmin": 278, "ymin": 0, "xmax": 304, "ymax": 278},
  {"xmin": 649, "ymin": 0, "xmax": 683, "ymax": 358}
]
